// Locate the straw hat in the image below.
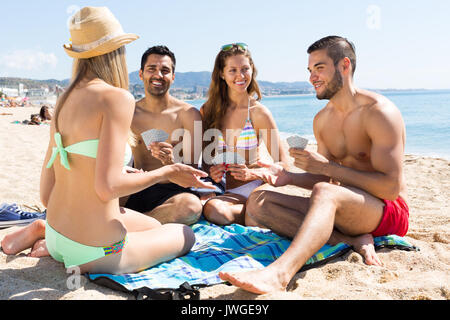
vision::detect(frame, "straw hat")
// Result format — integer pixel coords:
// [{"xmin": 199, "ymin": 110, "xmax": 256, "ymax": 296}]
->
[{"xmin": 63, "ymin": 6, "xmax": 139, "ymax": 59}]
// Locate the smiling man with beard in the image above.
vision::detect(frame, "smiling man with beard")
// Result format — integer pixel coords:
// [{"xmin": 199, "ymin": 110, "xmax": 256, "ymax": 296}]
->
[
  {"xmin": 219, "ymin": 36, "xmax": 409, "ymax": 294},
  {"xmin": 120, "ymin": 46, "xmax": 207, "ymax": 225}
]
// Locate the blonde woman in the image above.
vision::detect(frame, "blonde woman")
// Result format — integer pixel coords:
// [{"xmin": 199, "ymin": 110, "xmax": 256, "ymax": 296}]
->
[
  {"xmin": 201, "ymin": 43, "xmax": 289, "ymax": 226},
  {"xmin": 1, "ymin": 7, "xmax": 214, "ymax": 274}
]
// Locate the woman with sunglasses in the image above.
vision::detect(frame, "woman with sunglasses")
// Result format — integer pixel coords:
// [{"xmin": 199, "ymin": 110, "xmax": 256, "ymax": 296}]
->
[{"xmin": 201, "ymin": 43, "xmax": 289, "ymax": 226}]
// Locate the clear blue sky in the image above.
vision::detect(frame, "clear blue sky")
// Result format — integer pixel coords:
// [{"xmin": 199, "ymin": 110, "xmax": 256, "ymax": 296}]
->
[{"xmin": 1, "ymin": 0, "xmax": 449, "ymax": 89}]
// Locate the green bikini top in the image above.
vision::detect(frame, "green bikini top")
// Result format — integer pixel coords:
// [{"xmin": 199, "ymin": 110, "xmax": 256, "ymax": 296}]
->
[{"xmin": 46, "ymin": 132, "xmax": 98, "ymax": 170}]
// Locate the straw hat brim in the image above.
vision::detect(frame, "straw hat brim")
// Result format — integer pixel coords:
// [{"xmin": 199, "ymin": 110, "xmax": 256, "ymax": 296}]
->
[{"xmin": 63, "ymin": 33, "xmax": 139, "ymax": 59}]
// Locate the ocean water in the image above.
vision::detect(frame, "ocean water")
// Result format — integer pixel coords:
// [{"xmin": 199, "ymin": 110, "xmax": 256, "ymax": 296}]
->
[{"xmin": 188, "ymin": 90, "xmax": 450, "ymax": 159}]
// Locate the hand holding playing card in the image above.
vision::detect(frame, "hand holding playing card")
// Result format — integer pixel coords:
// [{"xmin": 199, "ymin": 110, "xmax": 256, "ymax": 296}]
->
[
  {"xmin": 209, "ymin": 163, "xmax": 227, "ymax": 183},
  {"xmin": 289, "ymin": 148, "xmax": 329, "ymax": 175},
  {"xmin": 141, "ymin": 129, "xmax": 174, "ymax": 164},
  {"xmin": 286, "ymin": 135, "xmax": 308, "ymax": 150},
  {"xmin": 150, "ymin": 141, "xmax": 175, "ymax": 165},
  {"xmin": 141, "ymin": 129, "xmax": 169, "ymax": 149}
]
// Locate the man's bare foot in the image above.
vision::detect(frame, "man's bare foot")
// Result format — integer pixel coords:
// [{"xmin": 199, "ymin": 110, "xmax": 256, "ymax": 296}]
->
[
  {"xmin": 219, "ymin": 267, "xmax": 288, "ymax": 294},
  {"xmin": 28, "ymin": 239, "xmax": 50, "ymax": 258},
  {"xmin": 1, "ymin": 220, "xmax": 45, "ymax": 255},
  {"xmin": 349, "ymin": 233, "xmax": 383, "ymax": 266}
]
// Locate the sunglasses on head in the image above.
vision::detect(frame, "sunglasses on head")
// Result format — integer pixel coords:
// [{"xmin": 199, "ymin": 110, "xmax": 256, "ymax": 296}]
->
[{"xmin": 221, "ymin": 43, "xmax": 248, "ymax": 52}]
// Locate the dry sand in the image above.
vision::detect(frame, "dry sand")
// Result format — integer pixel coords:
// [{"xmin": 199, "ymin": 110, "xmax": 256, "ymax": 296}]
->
[{"xmin": 0, "ymin": 106, "xmax": 449, "ymax": 300}]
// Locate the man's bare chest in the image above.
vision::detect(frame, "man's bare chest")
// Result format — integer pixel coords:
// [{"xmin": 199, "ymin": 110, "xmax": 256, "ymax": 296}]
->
[{"xmin": 321, "ymin": 122, "xmax": 372, "ymax": 166}]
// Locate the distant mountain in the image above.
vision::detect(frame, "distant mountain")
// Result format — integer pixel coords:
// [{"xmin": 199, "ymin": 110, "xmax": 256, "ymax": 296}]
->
[
  {"xmin": 1, "ymin": 72, "xmax": 312, "ymax": 94},
  {"xmin": 258, "ymin": 80, "xmax": 312, "ymax": 90},
  {"xmin": 128, "ymin": 71, "xmax": 312, "ymax": 91},
  {"xmin": 0, "ymin": 77, "xmax": 68, "ymax": 89}
]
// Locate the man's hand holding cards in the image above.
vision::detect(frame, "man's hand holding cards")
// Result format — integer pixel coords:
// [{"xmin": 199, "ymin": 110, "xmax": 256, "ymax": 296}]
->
[
  {"xmin": 141, "ymin": 129, "xmax": 169, "ymax": 148},
  {"xmin": 141, "ymin": 129, "xmax": 174, "ymax": 164},
  {"xmin": 286, "ymin": 135, "xmax": 308, "ymax": 150}
]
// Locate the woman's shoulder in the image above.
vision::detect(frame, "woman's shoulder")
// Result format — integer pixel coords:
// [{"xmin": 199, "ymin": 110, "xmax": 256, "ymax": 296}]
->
[
  {"xmin": 250, "ymin": 99, "xmax": 273, "ymax": 120},
  {"xmin": 97, "ymin": 85, "xmax": 135, "ymax": 112}
]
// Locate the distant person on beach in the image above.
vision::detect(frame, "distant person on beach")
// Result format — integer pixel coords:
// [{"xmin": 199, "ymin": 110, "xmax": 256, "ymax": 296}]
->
[
  {"xmin": 219, "ymin": 36, "xmax": 409, "ymax": 294},
  {"xmin": 39, "ymin": 105, "xmax": 53, "ymax": 123},
  {"xmin": 200, "ymin": 43, "xmax": 289, "ymax": 225},
  {"xmin": 29, "ymin": 114, "xmax": 42, "ymax": 125},
  {"xmin": 23, "ymin": 106, "xmax": 54, "ymax": 125},
  {"xmin": 1, "ymin": 6, "xmax": 214, "ymax": 274},
  {"xmin": 119, "ymin": 45, "xmax": 210, "ymax": 225}
]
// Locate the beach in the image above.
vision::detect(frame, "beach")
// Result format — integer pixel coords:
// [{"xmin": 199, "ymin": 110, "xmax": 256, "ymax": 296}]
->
[{"xmin": 0, "ymin": 106, "xmax": 449, "ymax": 300}]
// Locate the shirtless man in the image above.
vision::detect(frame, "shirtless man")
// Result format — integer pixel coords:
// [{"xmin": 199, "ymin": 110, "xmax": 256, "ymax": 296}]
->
[
  {"xmin": 120, "ymin": 46, "xmax": 205, "ymax": 225},
  {"xmin": 219, "ymin": 36, "xmax": 409, "ymax": 294}
]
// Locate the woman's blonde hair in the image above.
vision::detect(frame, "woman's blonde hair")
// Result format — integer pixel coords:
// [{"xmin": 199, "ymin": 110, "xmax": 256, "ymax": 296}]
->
[
  {"xmin": 53, "ymin": 46, "xmax": 129, "ymax": 132},
  {"xmin": 202, "ymin": 46, "xmax": 262, "ymax": 131}
]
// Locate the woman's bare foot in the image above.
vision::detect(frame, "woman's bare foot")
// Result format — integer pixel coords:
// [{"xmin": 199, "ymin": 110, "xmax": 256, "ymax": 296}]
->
[
  {"xmin": 28, "ymin": 239, "xmax": 50, "ymax": 258},
  {"xmin": 349, "ymin": 233, "xmax": 383, "ymax": 266},
  {"xmin": 219, "ymin": 266, "xmax": 289, "ymax": 294},
  {"xmin": 1, "ymin": 220, "xmax": 46, "ymax": 255}
]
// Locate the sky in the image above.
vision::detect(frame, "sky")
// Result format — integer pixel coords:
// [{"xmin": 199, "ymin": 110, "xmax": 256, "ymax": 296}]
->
[{"xmin": 0, "ymin": 0, "xmax": 449, "ymax": 89}]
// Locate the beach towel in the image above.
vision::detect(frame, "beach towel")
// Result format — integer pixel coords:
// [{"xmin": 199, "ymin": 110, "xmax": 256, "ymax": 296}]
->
[{"xmin": 87, "ymin": 219, "xmax": 418, "ymax": 298}]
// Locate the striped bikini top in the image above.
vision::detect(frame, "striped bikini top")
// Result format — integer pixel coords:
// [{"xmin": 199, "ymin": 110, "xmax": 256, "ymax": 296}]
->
[{"xmin": 217, "ymin": 100, "xmax": 258, "ymax": 151}]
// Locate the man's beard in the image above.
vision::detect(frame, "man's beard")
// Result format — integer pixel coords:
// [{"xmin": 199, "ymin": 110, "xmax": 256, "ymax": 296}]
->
[
  {"xmin": 146, "ymin": 79, "xmax": 170, "ymax": 97},
  {"xmin": 316, "ymin": 70, "xmax": 343, "ymax": 100}
]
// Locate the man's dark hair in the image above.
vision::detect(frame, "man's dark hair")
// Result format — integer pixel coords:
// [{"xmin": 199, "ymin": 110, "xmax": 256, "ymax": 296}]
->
[
  {"xmin": 307, "ymin": 36, "xmax": 356, "ymax": 76},
  {"xmin": 140, "ymin": 45, "xmax": 176, "ymax": 72}
]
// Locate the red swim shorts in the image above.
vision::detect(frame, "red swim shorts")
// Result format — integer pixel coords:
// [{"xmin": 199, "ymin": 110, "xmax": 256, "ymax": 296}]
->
[{"xmin": 371, "ymin": 196, "xmax": 409, "ymax": 237}]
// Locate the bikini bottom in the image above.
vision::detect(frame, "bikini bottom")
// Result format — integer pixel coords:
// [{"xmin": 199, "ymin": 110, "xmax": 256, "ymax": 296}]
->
[{"xmin": 45, "ymin": 221, "xmax": 126, "ymax": 268}]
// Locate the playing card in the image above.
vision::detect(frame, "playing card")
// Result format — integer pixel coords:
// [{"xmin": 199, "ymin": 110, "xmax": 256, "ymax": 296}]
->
[
  {"xmin": 212, "ymin": 152, "xmax": 246, "ymax": 165},
  {"xmin": 141, "ymin": 129, "xmax": 169, "ymax": 149},
  {"xmin": 286, "ymin": 135, "xmax": 308, "ymax": 150}
]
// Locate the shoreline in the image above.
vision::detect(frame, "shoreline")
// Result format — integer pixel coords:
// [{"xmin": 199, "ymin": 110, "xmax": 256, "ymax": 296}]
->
[{"xmin": 2, "ymin": 105, "xmax": 449, "ymax": 161}]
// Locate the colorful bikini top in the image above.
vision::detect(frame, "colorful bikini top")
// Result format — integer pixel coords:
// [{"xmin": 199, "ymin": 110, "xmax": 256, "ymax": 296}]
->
[
  {"xmin": 217, "ymin": 100, "xmax": 258, "ymax": 151},
  {"xmin": 46, "ymin": 132, "xmax": 98, "ymax": 170}
]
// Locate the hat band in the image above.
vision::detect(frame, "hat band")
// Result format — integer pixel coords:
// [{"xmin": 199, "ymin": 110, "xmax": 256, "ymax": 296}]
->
[{"xmin": 71, "ymin": 29, "xmax": 125, "ymax": 52}]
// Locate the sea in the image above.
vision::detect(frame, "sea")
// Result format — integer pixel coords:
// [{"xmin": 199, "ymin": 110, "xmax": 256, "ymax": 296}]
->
[{"xmin": 188, "ymin": 90, "xmax": 450, "ymax": 160}]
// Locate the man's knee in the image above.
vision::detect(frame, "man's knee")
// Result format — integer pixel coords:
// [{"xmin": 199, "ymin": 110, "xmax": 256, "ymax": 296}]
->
[
  {"xmin": 173, "ymin": 193, "xmax": 203, "ymax": 225},
  {"xmin": 312, "ymin": 182, "xmax": 336, "ymax": 197},
  {"xmin": 311, "ymin": 182, "xmax": 342, "ymax": 207}
]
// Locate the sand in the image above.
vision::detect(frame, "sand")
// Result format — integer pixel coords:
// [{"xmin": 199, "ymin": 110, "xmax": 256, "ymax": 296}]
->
[{"xmin": 0, "ymin": 106, "xmax": 449, "ymax": 300}]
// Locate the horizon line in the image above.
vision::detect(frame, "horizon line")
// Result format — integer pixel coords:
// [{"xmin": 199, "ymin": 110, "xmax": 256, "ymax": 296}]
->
[{"xmin": 1, "ymin": 75, "xmax": 450, "ymax": 92}]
